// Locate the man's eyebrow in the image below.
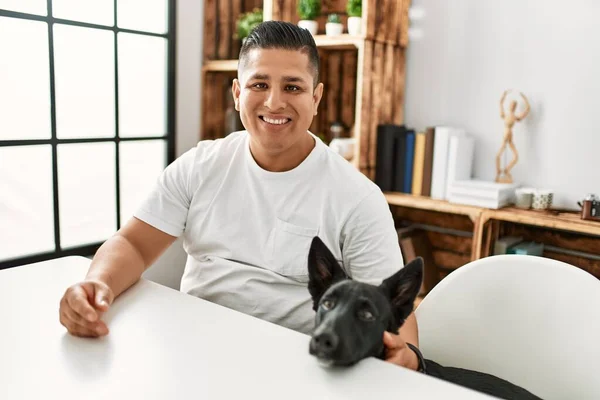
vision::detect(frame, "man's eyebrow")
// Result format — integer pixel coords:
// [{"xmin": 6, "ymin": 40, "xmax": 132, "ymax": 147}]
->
[
  {"xmin": 283, "ymin": 76, "xmax": 307, "ymax": 84},
  {"xmin": 247, "ymin": 73, "xmax": 270, "ymax": 81}
]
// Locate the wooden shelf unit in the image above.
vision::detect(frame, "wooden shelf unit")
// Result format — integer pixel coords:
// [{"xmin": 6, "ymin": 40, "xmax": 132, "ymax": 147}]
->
[
  {"xmin": 201, "ymin": 0, "xmax": 412, "ymax": 178},
  {"xmin": 385, "ymin": 192, "xmax": 600, "ymax": 287}
]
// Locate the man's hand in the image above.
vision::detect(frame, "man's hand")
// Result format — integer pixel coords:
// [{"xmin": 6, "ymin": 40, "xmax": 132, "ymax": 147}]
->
[
  {"xmin": 59, "ymin": 280, "xmax": 114, "ymax": 337},
  {"xmin": 383, "ymin": 331, "xmax": 420, "ymax": 371}
]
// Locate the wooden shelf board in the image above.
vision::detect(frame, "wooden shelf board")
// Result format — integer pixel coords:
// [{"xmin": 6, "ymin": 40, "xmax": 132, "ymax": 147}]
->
[
  {"xmin": 484, "ymin": 207, "xmax": 600, "ymax": 237},
  {"xmin": 202, "ymin": 59, "xmax": 238, "ymax": 72},
  {"xmin": 384, "ymin": 192, "xmax": 483, "ymax": 220},
  {"xmin": 313, "ymin": 34, "xmax": 364, "ymax": 49}
]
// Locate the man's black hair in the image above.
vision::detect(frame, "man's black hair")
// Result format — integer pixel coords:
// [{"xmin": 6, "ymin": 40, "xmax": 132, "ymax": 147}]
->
[{"xmin": 238, "ymin": 20, "xmax": 320, "ymax": 87}]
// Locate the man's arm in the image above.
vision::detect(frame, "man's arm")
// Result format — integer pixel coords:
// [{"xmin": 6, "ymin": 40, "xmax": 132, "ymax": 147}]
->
[{"xmin": 59, "ymin": 217, "xmax": 177, "ymax": 337}]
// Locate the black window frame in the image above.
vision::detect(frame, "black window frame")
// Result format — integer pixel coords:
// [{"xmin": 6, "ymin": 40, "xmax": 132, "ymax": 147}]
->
[{"xmin": 0, "ymin": 0, "xmax": 176, "ymax": 269}]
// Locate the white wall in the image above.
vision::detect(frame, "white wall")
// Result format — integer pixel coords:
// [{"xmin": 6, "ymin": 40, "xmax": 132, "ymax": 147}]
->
[
  {"xmin": 405, "ymin": 0, "xmax": 600, "ymax": 210},
  {"xmin": 142, "ymin": 0, "xmax": 203, "ymax": 288}
]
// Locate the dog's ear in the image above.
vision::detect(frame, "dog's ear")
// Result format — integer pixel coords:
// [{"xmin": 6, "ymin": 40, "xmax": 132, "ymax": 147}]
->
[
  {"xmin": 307, "ymin": 236, "xmax": 347, "ymax": 311},
  {"xmin": 378, "ymin": 257, "xmax": 424, "ymax": 329}
]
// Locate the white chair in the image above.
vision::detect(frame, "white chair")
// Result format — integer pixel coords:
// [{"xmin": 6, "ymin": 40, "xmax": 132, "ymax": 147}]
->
[
  {"xmin": 141, "ymin": 237, "xmax": 187, "ymax": 290},
  {"xmin": 415, "ymin": 254, "xmax": 600, "ymax": 400}
]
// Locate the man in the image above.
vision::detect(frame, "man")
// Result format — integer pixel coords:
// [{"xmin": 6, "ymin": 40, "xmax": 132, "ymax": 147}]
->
[{"xmin": 58, "ymin": 21, "xmax": 421, "ymax": 371}]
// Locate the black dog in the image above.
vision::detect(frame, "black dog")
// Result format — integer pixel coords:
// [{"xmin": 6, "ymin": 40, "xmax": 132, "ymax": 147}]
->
[{"xmin": 307, "ymin": 237, "xmax": 541, "ymax": 400}]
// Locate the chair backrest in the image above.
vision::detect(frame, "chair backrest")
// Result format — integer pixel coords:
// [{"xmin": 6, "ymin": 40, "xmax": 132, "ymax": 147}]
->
[{"xmin": 415, "ymin": 254, "xmax": 600, "ymax": 400}]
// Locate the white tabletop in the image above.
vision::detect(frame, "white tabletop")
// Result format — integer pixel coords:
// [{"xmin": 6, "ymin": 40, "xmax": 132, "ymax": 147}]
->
[{"xmin": 0, "ymin": 256, "xmax": 493, "ymax": 399}]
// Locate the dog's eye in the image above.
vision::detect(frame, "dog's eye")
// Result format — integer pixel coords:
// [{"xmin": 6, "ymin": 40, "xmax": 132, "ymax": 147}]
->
[
  {"xmin": 358, "ymin": 309, "xmax": 375, "ymax": 321},
  {"xmin": 321, "ymin": 299, "xmax": 335, "ymax": 310}
]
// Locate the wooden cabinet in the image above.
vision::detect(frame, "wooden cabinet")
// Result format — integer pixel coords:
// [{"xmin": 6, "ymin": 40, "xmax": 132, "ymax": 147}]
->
[{"xmin": 200, "ymin": 0, "xmax": 412, "ymax": 178}]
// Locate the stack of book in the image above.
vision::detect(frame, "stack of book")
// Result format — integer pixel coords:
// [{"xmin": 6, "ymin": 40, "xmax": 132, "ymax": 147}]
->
[{"xmin": 447, "ymin": 179, "xmax": 520, "ymax": 209}]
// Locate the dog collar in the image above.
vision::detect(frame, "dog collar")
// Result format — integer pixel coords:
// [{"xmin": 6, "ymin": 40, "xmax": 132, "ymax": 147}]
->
[{"xmin": 406, "ymin": 342, "xmax": 427, "ymax": 374}]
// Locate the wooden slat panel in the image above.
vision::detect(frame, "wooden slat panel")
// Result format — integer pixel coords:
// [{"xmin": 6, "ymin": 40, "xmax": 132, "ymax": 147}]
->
[
  {"xmin": 358, "ymin": 40, "xmax": 373, "ymax": 172},
  {"xmin": 231, "ymin": 0, "xmax": 243, "ymax": 59},
  {"xmin": 502, "ymin": 223, "xmax": 600, "ymax": 255},
  {"xmin": 381, "ymin": 43, "xmax": 395, "ymax": 122},
  {"xmin": 326, "ymin": 51, "xmax": 341, "ymax": 140},
  {"xmin": 204, "ymin": 0, "xmax": 218, "ymax": 60},
  {"xmin": 368, "ymin": 42, "xmax": 385, "ymax": 174},
  {"xmin": 400, "ymin": 0, "xmax": 411, "ymax": 47},
  {"xmin": 391, "ymin": 0, "xmax": 403, "ymax": 45},
  {"xmin": 218, "ymin": 0, "xmax": 232, "ymax": 59},
  {"xmin": 393, "ymin": 207, "xmax": 475, "ymax": 232},
  {"xmin": 544, "ymin": 251, "xmax": 600, "ymax": 279},
  {"xmin": 426, "ymin": 231, "xmax": 473, "ymax": 254},
  {"xmin": 365, "ymin": 0, "xmax": 377, "ymax": 40},
  {"xmin": 392, "ymin": 46, "xmax": 406, "ymax": 124},
  {"xmin": 433, "ymin": 250, "xmax": 471, "ymax": 270},
  {"xmin": 341, "ymin": 50, "xmax": 357, "ymax": 136},
  {"xmin": 375, "ymin": 0, "xmax": 387, "ymax": 43}
]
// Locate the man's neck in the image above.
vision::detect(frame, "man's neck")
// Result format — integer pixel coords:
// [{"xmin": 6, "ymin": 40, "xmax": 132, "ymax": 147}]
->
[{"xmin": 250, "ymin": 133, "xmax": 316, "ymax": 172}]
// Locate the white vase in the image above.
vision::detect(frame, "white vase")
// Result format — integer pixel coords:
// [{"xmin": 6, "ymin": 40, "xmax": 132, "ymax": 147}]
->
[
  {"xmin": 298, "ymin": 20, "xmax": 318, "ymax": 35},
  {"xmin": 347, "ymin": 16, "xmax": 362, "ymax": 36},
  {"xmin": 325, "ymin": 22, "xmax": 343, "ymax": 36}
]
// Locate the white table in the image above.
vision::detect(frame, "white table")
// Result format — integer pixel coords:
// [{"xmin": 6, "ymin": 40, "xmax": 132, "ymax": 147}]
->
[{"xmin": 0, "ymin": 256, "xmax": 494, "ymax": 399}]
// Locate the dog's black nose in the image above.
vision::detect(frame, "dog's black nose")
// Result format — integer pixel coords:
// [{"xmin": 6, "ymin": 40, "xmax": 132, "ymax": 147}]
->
[{"xmin": 311, "ymin": 332, "xmax": 339, "ymax": 356}]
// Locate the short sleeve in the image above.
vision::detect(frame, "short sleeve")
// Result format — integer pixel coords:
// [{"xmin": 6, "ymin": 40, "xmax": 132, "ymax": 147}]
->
[
  {"xmin": 340, "ymin": 188, "xmax": 404, "ymax": 284},
  {"xmin": 133, "ymin": 147, "xmax": 197, "ymax": 237}
]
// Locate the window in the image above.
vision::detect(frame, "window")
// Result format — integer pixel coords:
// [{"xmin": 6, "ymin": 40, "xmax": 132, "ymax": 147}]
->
[{"xmin": 0, "ymin": 1, "xmax": 175, "ymax": 269}]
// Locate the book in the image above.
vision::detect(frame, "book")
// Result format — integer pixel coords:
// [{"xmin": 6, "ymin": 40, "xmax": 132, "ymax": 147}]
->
[
  {"xmin": 507, "ymin": 242, "xmax": 544, "ymax": 256},
  {"xmin": 403, "ymin": 130, "xmax": 416, "ymax": 193},
  {"xmin": 411, "ymin": 132, "xmax": 426, "ymax": 196},
  {"xmin": 421, "ymin": 127, "xmax": 436, "ymax": 196},
  {"xmin": 430, "ymin": 126, "xmax": 465, "ymax": 199},
  {"xmin": 375, "ymin": 124, "xmax": 403, "ymax": 192},
  {"xmin": 445, "ymin": 134, "xmax": 475, "ymax": 200},
  {"xmin": 391, "ymin": 125, "xmax": 408, "ymax": 193}
]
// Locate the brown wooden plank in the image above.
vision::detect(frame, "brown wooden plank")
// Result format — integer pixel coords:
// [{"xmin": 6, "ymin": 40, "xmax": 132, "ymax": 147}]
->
[
  {"xmin": 367, "ymin": 42, "xmax": 385, "ymax": 175},
  {"xmin": 393, "ymin": 207, "xmax": 475, "ymax": 232},
  {"xmin": 326, "ymin": 51, "xmax": 341, "ymax": 140},
  {"xmin": 202, "ymin": 72, "xmax": 216, "ymax": 139},
  {"xmin": 218, "ymin": 0, "xmax": 232, "ymax": 59},
  {"xmin": 231, "ymin": 0, "xmax": 243, "ymax": 59},
  {"xmin": 381, "ymin": 43, "xmax": 395, "ymax": 122},
  {"xmin": 392, "ymin": 46, "xmax": 406, "ymax": 125},
  {"xmin": 340, "ymin": 50, "xmax": 357, "ymax": 136},
  {"xmin": 426, "ymin": 231, "xmax": 473, "ymax": 254},
  {"xmin": 358, "ymin": 40, "xmax": 373, "ymax": 172},
  {"xmin": 400, "ymin": 0, "xmax": 411, "ymax": 46},
  {"xmin": 543, "ymin": 251, "xmax": 600, "ymax": 280},
  {"xmin": 390, "ymin": 0, "xmax": 403, "ymax": 45},
  {"xmin": 433, "ymin": 250, "xmax": 471, "ymax": 270},
  {"xmin": 271, "ymin": 0, "xmax": 284, "ymax": 20},
  {"xmin": 365, "ymin": 0, "xmax": 377, "ymax": 41},
  {"xmin": 502, "ymin": 223, "xmax": 600, "ymax": 256},
  {"xmin": 204, "ymin": 0, "xmax": 218, "ymax": 60}
]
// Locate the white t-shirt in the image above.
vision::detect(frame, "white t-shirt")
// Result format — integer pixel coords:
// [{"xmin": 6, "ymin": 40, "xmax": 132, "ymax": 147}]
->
[{"xmin": 135, "ymin": 131, "xmax": 403, "ymax": 334}]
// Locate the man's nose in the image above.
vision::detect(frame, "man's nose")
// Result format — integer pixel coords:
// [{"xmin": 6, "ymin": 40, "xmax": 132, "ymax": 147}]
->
[
  {"xmin": 310, "ymin": 331, "xmax": 339, "ymax": 356},
  {"xmin": 264, "ymin": 89, "xmax": 286, "ymax": 110}
]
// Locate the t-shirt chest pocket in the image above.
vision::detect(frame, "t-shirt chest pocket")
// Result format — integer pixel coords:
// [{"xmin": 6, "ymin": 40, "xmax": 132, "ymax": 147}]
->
[{"xmin": 269, "ymin": 218, "xmax": 319, "ymax": 282}]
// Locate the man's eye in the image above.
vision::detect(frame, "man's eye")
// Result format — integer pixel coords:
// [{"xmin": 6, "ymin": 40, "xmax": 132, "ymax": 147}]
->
[
  {"xmin": 358, "ymin": 309, "xmax": 375, "ymax": 321},
  {"xmin": 322, "ymin": 299, "xmax": 335, "ymax": 310},
  {"xmin": 252, "ymin": 83, "xmax": 267, "ymax": 89},
  {"xmin": 286, "ymin": 85, "xmax": 300, "ymax": 91}
]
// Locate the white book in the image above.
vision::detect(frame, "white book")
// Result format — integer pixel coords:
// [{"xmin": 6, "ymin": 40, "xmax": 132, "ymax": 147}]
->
[
  {"xmin": 447, "ymin": 193, "xmax": 512, "ymax": 209},
  {"xmin": 430, "ymin": 126, "xmax": 465, "ymax": 199},
  {"xmin": 445, "ymin": 135, "xmax": 475, "ymax": 200},
  {"xmin": 450, "ymin": 179, "xmax": 519, "ymax": 199}
]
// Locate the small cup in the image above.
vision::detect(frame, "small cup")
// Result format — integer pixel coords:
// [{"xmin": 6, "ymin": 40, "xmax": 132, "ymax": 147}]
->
[
  {"xmin": 532, "ymin": 189, "xmax": 553, "ymax": 210},
  {"xmin": 515, "ymin": 188, "xmax": 534, "ymax": 209},
  {"xmin": 329, "ymin": 138, "xmax": 356, "ymax": 161}
]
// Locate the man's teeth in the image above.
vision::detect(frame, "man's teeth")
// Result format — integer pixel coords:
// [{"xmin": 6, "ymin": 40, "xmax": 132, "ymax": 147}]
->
[{"xmin": 262, "ymin": 116, "xmax": 289, "ymax": 125}]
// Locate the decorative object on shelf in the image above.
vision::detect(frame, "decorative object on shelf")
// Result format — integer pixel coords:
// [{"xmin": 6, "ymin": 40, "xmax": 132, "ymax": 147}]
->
[
  {"xmin": 346, "ymin": 0, "xmax": 362, "ymax": 35},
  {"xmin": 495, "ymin": 90, "xmax": 530, "ymax": 184},
  {"xmin": 235, "ymin": 8, "xmax": 263, "ymax": 43},
  {"xmin": 325, "ymin": 13, "xmax": 343, "ymax": 36},
  {"xmin": 578, "ymin": 194, "xmax": 600, "ymax": 221},
  {"xmin": 515, "ymin": 187, "xmax": 535, "ymax": 209},
  {"xmin": 328, "ymin": 121, "xmax": 346, "ymax": 140},
  {"xmin": 531, "ymin": 189, "xmax": 553, "ymax": 210},
  {"xmin": 297, "ymin": 0, "xmax": 321, "ymax": 35},
  {"xmin": 329, "ymin": 138, "xmax": 356, "ymax": 161}
]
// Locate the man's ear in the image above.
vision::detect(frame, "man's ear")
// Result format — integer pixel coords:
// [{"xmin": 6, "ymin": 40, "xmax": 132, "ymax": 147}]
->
[
  {"xmin": 232, "ymin": 78, "xmax": 241, "ymax": 111},
  {"xmin": 312, "ymin": 82, "xmax": 324, "ymax": 116},
  {"xmin": 307, "ymin": 236, "xmax": 347, "ymax": 311},
  {"xmin": 378, "ymin": 257, "xmax": 424, "ymax": 329}
]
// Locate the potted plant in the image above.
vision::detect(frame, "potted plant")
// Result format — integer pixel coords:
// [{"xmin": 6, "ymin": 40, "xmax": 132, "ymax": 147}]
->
[
  {"xmin": 346, "ymin": 0, "xmax": 362, "ymax": 35},
  {"xmin": 325, "ymin": 13, "xmax": 343, "ymax": 36},
  {"xmin": 297, "ymin": 0, "xmax": 321, "ymax": 35},
  {"xmin": 235, "ymin": 8, "xmax": 263, "ymax": 43}
]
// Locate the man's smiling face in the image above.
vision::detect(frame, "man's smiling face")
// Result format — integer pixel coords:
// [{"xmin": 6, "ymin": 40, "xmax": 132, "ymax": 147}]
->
[{"xmin": 232, "ymin": 48, "xmax": 323, "ymax": 156}]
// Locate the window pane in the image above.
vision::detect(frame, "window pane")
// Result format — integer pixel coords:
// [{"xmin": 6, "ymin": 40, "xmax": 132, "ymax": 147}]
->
[
  {"xmin": 54, "ymin": 24, "xmax": 115, "ymax": 139},
  {"xmin": 119, "ymin": 140, "xmax": 166, "ymax": 226},
  {"xmin": 0, "ymin": 146, "xmax": 54, "ymax": 261},
  {"xmin": 0, "ymin": 18, "xmax": 51, "ymax": 140},
  {"xmin": 117, "ymin": 0, "xmax": 168, "ymax": 34},
  {"xmin": 118, "ymin": 33, "xmax": 167, "ymax": 137},
  {"xmin": 0, "ymin": 0, "xmax": 47, "ymax": 15},
  {"xmin": 52, "ymin": 0, "xmax": 114, "ymax": 26},
  {"xmin": 58, "ymin": 143, "xmax": 116, "ymax": 248}
]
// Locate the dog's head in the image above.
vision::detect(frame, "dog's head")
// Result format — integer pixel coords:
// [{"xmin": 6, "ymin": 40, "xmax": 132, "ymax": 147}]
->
[{"xmin": 307, "ymin": 236, "xmax": 423, "ymax": 367}]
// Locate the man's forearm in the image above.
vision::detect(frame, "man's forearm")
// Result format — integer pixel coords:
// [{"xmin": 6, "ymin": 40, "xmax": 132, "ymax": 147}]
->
[
  {"xmin": 399, "ymin": 312, "xmax": 419, "ymax": 347},
  {"xmin": 85, "ymin": 234, "xmax": 147, "ymax": 299}
]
